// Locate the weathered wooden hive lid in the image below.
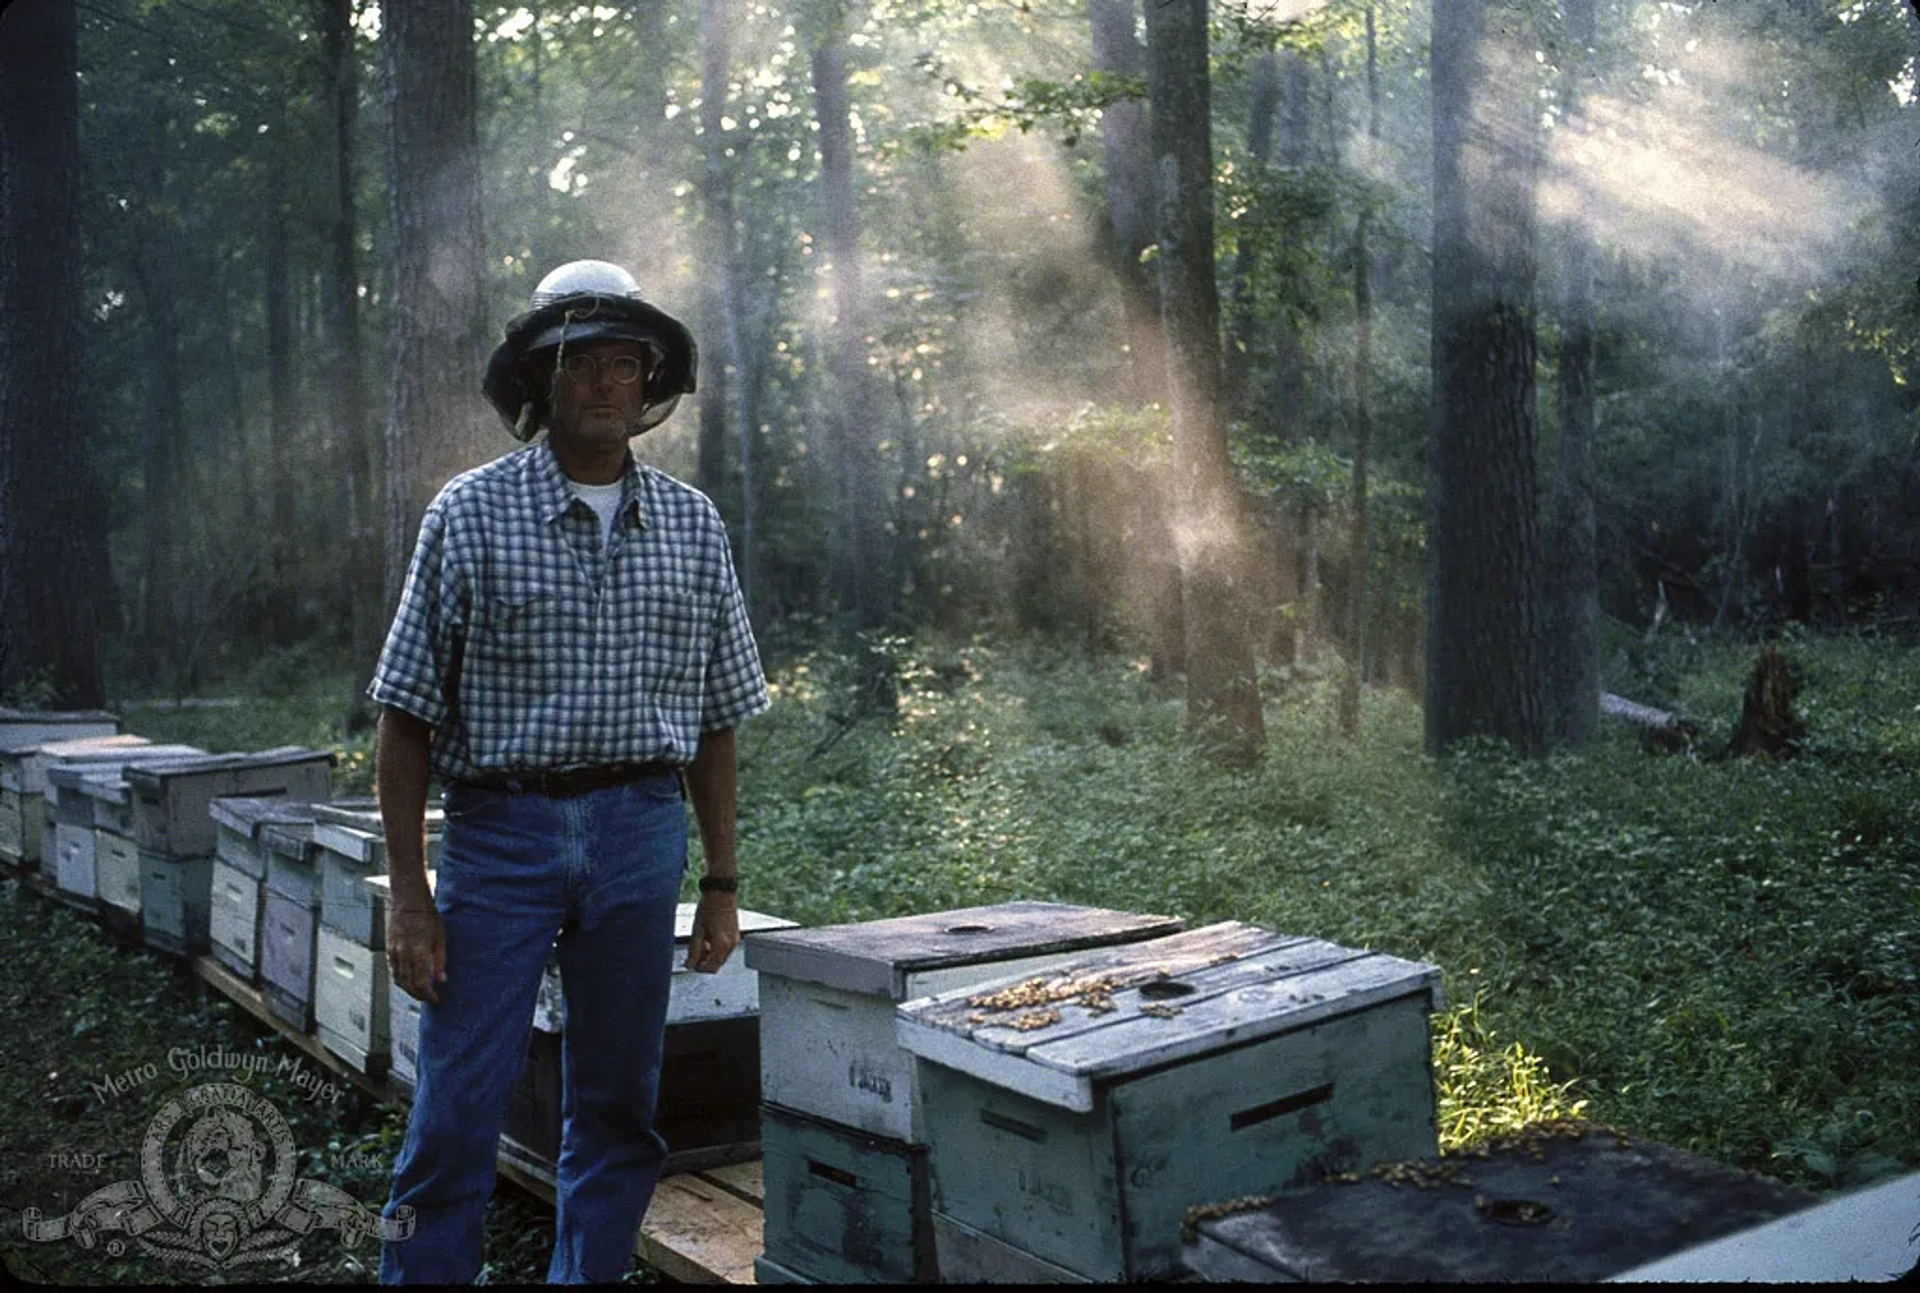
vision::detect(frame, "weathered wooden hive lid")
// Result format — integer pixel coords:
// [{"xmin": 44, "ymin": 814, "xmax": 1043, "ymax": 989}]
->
[
  {"xmin": 42, "ymin": 745, "xmax": 206, "ymax": 787},
  {"xmin": 210, "ymin": 794, "xmax": 328, "ymax": 837},
  {"xmin": 675, "ymin": 901, "xmax": 797, "ymax": 945},
  {"xmin": 258, "ymin": 814, "xmax": 321, "ymax": 862},
  {"xmin": 0, "ymin": 709, "xmax": 120, "ymax": 748},
  {"xmin": 895, "ymin": 922, "xmax": 1445, "ymax": 1112},
  {"xmin": 741, "ymin": 901, "xmax": 1185, "ymax": 999},
  {"xmin": 311, "ymin": 798, "xmax": 444, "ymax": 833},
  {"xmin": 124, "ymin": 746, "xmax": 335, "ymax": 791}
]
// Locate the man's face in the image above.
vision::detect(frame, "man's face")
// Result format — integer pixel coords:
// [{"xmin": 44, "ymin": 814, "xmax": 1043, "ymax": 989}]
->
[{"xmin": 547, "ymin": 338, "xmax": 652, "ymax": 449}]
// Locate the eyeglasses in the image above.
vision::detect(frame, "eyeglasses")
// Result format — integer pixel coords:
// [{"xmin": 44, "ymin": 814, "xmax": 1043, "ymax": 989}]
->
[{"xmin": 558, "ymin": 352, "xmax": 647, "ymax": 386}]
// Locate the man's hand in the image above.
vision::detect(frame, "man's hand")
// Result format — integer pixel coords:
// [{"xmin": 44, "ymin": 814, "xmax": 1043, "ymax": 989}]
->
[
  {"xmin": 684, "ymin": 892, "xmax": 739, "ymax": 973},
  {"xmin": 388, "ymin": 906, "xmax": 448, "ymax": 1004}
]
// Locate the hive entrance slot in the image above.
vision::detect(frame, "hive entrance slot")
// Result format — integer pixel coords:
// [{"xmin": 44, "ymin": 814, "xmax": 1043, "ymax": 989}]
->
[
  {"xmin": 943, "ymin": 924, "xmax": 994, "ymax": 934},
  {"xmin": 1138, "ymin": 980, "xmax": 1195, "ymax": 1000}
]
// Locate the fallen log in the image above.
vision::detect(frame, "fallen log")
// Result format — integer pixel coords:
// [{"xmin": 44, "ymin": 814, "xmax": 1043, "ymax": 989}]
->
[{"xmin": 1600, "ymin": 692, "xmax": 1700, "ymax": 754}]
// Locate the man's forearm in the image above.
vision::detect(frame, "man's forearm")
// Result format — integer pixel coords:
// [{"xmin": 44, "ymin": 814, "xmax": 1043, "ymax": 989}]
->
[
  {"xmin": 684, "ymin": 726, "xmax": 738, "ymax": 880},
  {"xmin": 376, "ymin": 707, "xmax": 436, "ymax": 907}
]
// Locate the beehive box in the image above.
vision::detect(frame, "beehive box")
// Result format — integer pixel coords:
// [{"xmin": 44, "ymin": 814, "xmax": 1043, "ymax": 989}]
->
[
  {"xmin": 313, "ymin": 801, "xmax": 443, "ymax": 950},
  {"xmin": 368, "ymin": 871, "xmax": 435, "ymax": 1091},
  {"xmin": 210, "ymin": 795, "xmax": 322, "ymax": 881},
  {"xmin": 45, "ymin": 766, "xmax": 112, "ymax": 904},
  {"xmin": 140, "ymin": 849, "xmax": 214, "ymax": 956},
  {"xmin": 1180, "ymin": 1124, "xmax": 1820, "ymax": 1283},
  {"xmin": 759, "ymin": 1100, "xmax": 940, "ymax": 1284},
  {"xmin": 314, "ymin": 924, "xmax": 388, "ymax": 1074},
  {"xmin": 895, "ymin": 923, "xmax": 1445, "ymax": 1282},
  {"xmin": 209, "ymin": 861, "xmax": 264, "ymax": 980},
  {"xmin": 46, "ymin": 755, "xmax": 205, "ymax": 900},
  {"xmin": 745, "ymin": 902, "xmax": 1183, "ymax": 1143},
  {"xmin": 0, "ymin": 707, "xmax": 119, "ymax": 748},
  {"xmin": 95, "ymin": 828, "xmax": 145, "ymax": 917},
  {"xmin": 259, "ymin": 816, "xmax": 323, "ymax": 1030},
  {"xmin": 1, "ymin": 734, "xmax": 156, "ymax": 868},
  {"xmin": 127, "ymin": 748, "xmax": 333, "ymax": 858}
]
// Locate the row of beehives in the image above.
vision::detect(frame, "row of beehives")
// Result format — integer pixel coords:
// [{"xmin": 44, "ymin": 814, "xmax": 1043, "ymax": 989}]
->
[
  {"xmin": 0, "ymin": 712, "xmax": 803, "ymax": 1183},
  {"xmin": 2, "ymin": 711, "xmax": 1464, "ymax": 1284}
]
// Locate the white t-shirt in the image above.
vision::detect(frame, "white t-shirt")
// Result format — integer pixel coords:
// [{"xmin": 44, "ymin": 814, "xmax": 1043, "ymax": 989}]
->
[{"xmin": 569, "ymin": 480, "xmax": 625, "ymax": 549}]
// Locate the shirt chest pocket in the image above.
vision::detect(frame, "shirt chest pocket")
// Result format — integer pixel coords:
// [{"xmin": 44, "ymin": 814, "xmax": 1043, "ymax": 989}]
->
[
  {"xmin": 614, "ymin": 559, "xmax": 717, "ymax": 693},
  {"xmin": 470, "ymin": 582, "xmax": 567, "ymax": 690}
]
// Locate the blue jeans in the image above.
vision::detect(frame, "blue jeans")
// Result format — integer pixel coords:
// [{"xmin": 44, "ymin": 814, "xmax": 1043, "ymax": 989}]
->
[{"xmin": 380, "ymin": 773, "xmax": 687, "ymax": 1284}]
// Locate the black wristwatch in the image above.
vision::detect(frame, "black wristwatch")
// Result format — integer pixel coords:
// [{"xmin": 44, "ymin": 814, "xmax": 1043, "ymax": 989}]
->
[{"xmin": 697, "ymin": 874, "xmax": 738, "ymax": 895}]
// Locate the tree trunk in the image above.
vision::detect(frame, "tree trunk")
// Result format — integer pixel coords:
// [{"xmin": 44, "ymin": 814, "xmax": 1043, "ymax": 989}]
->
[
  {"xmin": 697, "ymin": 0, "xmax": 734, "ymax": 508},
  {"xmin": 0, "ymin": 0, "xmax": 105, "ymax": 706},
  {"xmin": 811, "ymin": 11, "xmax": 891, "ymax": 638},
  {"xmin": 320, "ymin": 0, "xmax": 380, "ymax": 717},
  {"xmin": 129, "ymin": 137, "xmax": 187, "ymax": 679},
  {"xmin": 382, "ymin": 0, "xmax": 491, "ymax": 619},
  {"xmin": 1089, "ymin": 0, "xmax": 1162, "ymax": 402},
  {"xmin": 1223, "ymin": 49, "xmax": 1278, "ymax": 416},
  {"xmin": 1426, "ymin": 0, "xmax": 1546, "ymax": 757},
  {"xmin": 1542, "ymin": 0, "xmax": 1600, "ymax": 750},
  {"xmin": 1148, "ymin": 0, "xmax": 1264, "ymax": 762},
  {"xmin": 265, "ymin": 100, "xmax": 300, "ymax": 649},
  {"xmin": 1339, "ymin": 1, "xmax": 1379, "ymax": 741},
  {"xmin": 1267, "ymin": 50, "xmax": 1311, "ymax": 443}
]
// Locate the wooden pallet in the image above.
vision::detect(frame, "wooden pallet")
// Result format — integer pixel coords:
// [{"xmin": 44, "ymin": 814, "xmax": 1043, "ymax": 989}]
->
[{"xmin": 497, "ymin": 1138, "xmax": 766, "ymax": 1284}]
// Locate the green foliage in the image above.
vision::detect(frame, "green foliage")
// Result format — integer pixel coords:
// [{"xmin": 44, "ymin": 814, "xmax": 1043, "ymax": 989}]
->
[{"xmin": 1432, "ymin": 993, "xmax": 1590, "ymax": 1150}]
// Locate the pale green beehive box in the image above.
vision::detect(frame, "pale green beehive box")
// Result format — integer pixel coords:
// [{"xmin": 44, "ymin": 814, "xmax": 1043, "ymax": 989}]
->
[
  {"xmin": 0, "ymin": 734, "xmax": 152, "ymax": 868},
  {"xmin": 895, "ymin": 922, "xmax": 1445, "ymax": 1283}
]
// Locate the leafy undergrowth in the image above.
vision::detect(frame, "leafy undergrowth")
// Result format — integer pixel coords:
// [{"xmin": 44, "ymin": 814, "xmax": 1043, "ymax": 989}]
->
[{"xmin": 0, "ymin": 886, "xmax": 584, "ymax": 1285}]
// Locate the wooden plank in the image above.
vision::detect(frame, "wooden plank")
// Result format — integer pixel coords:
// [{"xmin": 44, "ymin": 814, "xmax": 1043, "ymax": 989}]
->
[
  {"xmin": 898, "ymin": 922, "xmax": 1293, "ymax": 1044},
  {"xmin": 699, "ymin": 1159, "xmax": 765, "ymax": 1206},
  {"xmin": 743, "ymin": 902, "xmax": 1183, "ymax": 998},
  {"xmin": 943, "ymin": 937, "xmax": 1358, "ymax": 1062},
  {"xmin": 639, "ymin": 1172, "xmax": 765, "ymax": 1285},
  {"xmin": 1031, "ymin": 957, "xmax": 1443, "ymax": 1081}
]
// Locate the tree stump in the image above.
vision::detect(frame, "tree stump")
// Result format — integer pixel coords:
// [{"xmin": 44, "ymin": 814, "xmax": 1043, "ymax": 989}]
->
[{"xmin": 1724, "ymin": 645, "xmax": 1804, "ymax": 760}]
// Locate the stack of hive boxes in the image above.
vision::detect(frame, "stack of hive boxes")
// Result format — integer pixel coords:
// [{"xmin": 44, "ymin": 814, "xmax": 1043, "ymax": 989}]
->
[
  {"xmin": 499, "ymin": 903, "xmax": 799, "ymax": 1185},
  {"xmin": 209, "ymin": 796, "xmax": 328, "ymax": 983},
  {"xmin": 125, "ymin": 749, "xmax": 335, "ymax": 957},
  {"xmin": 740, "ymin": 902, "xmax": 1184, "ymax": 1285},
  {"xmin": 362, "ymin": 870, "xmax": 435, "ymax": 1093},
  {"xmin": 894, "ymin": 922, "xmax": 1447, "ymax": 1282},
  {"xmin": 0, "ymin": 709, "xmax": 120, "ymax": 869},
  {"xmin": 257, "ymin": 805, "xmax": 331, "ymax": 1030},
  {"xmin": 310, "ymin": 802, "xmax": 443, "ymax": 1078},
  {"xmin": 42, "ymin": 743, "xmax": 204, "ymax": 909}
]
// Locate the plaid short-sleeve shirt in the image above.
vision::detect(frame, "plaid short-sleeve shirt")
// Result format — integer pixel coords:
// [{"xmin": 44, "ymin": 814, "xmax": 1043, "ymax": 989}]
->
[{"xmin": 369, "ymin": 440, "xmax": 769, "ymax": 782}]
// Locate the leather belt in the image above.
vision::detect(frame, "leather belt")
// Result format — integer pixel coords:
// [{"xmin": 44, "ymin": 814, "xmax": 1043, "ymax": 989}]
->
[{"xmin": 456, "ymin": 762, "xmax": 681, "ymax": 798}]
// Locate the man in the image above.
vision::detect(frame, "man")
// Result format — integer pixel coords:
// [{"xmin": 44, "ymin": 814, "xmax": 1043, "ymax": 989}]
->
[{"xmin": 369, "ymin": 259, "xmax": 768, "ymax": 1284}]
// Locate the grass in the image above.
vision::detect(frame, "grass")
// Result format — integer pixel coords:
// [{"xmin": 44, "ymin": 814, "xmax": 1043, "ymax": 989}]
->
[{"xmin": 3, "ymin": 627, "xmax": 1915, "ymax": 1282}]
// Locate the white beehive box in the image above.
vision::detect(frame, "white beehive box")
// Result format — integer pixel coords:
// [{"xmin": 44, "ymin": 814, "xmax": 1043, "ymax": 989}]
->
[
  {"xmin": 744, "ymin": 902, "xmax": 1183, "ymax": 1143},
  {"xmin": 315, "ymin": 923, "xmax": 387, "ymax": 1073},
  {"xmin": 127, "ymin": 748, "xmax": 333, "ymax": 858},
  {"xmin": 95, "ymin": 828, "xmax": 145, "ymax": 916},
  {"xmin": 36, "ymin": 746, "xmax": 201, "ymax": 889},
  {"xmin": 1, "ymin": 733, "xmax": 146, "ymax": 867},
  {"xmin": 366, "ymin": 871, "xmax": 435, "ymax": 1091},
  {"xmin": 210, "ymin": 795, "xmax": 321, "ymax": 881},
  {"xmin": 209, "ymin": 860, "xmax": 263, "ymax": 980},
  {"xmin": 896, "ymin": 923, "xmax": 1446, "ymax": 1282},
  {"xmin": 259, "ymin": 816, "xmax": 324, "ymax": 1030},
  {"xmin": 313, "ymin": 801, "xmax": 443, "ymax": 949}
]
